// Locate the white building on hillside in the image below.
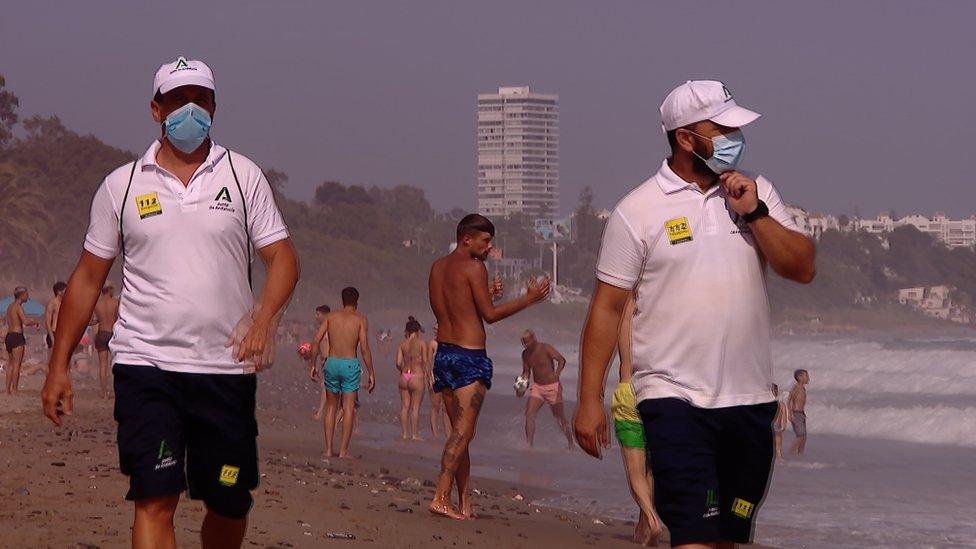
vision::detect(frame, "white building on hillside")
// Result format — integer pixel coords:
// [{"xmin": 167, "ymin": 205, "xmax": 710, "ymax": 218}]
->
[
  {"xmin": 785, "ymin": 205, "xmax": 842, "ymax": 239},
  {"xmin": 854, "ymin": 212, "xmax": 976, "ymax": 248},
  {"xmin": 855, "ymin": 213, "xmax": 896, "ymax": 234}
]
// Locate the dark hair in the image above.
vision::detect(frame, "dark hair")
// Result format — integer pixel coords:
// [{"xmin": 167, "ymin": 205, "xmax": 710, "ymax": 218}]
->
[
  {"xmin": 794, "ymin": 369, "xmax": 808, "ymax": 381},
  {"xmin": 153, "ymin": 87, "xmax": 216, "ymax": 106},
  {"xmin": 666, "ymin": 129, "xmax": 678, "ymax": 151},
  {"xmin": 341, "ymin": 287, "xmax": 359, "ymax": 306},
  {"xmin": 53, "ymin": 282, "xmax": 67, "ymax": 295},
  {"xmin": 316, "ymin": 304, "xmax": 331, "ymax": 314},
  {"xmin": 772, "ymin": 383, "xmax": 779, "ymax": 392},
  {"xmin": 456, "ymin": 213, "xmax": 495, "ymax": 242},
  {"xmin": 405, "ymin": 316, "xmax": 422, "ymax": 334}
]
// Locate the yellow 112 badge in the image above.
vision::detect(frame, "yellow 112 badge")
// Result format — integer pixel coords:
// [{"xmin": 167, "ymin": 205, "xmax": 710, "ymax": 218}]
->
[{"xmin": 665, "ymin": 217, "xmax": 693, "ymax": 245}]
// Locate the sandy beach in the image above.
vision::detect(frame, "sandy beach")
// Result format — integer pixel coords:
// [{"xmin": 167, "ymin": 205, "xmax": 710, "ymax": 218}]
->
[{"xmin": 1, "ymin": 368, "xmax": 658, "ymax": 549}]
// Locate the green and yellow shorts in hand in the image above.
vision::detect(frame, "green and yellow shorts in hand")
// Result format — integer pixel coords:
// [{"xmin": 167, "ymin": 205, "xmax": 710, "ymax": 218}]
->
[{"xmin": 611, "ymin": 382, "xmax": 645, "ymax": 449}]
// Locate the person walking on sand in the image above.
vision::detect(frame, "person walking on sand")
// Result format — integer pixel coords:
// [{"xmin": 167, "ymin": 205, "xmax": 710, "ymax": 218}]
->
[
  {"xmin": 426, "ymin": 324, "xmax": 451, "ymax": 439},
  {"xmin": 41, "ymin": 56, "xmax": 300, "ymax": 549},
  {"xmin": 310, "ymin": 287, "xmax": 376, "ymax": 458},
  {"xmin": 310, "ymin": 304, "xmax": 331, "ymax": 420},
  {"xmin": 93, "ymin": 282, "xmax": 119, "ymax": 399},
  {"xmin": 6, "ymin": 286, "xmax": 39, "ymax": 394},
  {"xmin": 396, "ymin": 316, "xmax": 428, "ymax": 441},
  {"xmin": 44, "ymin": 282, "xmax": 67, "ymax": 359},
  {"xmin": 772, "ymin": 384, "xmax": 789, "ymax": 460},
  {"xmin": 574, "ymin": 80, "xmax": 816, "ymax": 548},
  {"xmin": 613, "ymin": 295, "xmax": 663, "ymax": 546},
  {"xmin": 427, "ymin": 213, "xmax": 550, "ymax": 520},
  {"xmin": 518, "ymin": 330, "xmax": 574, "ymax": 450},
  {"xmin": 788, "ymin": 370, "xmax": 810, "ymax": 456}
]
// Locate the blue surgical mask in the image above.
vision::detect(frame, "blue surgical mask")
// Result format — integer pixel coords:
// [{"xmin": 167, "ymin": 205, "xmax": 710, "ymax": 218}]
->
[
  {"xmin": 163, "ymin": 102, "xmax": 212, "ymax": 154},
  {"xmin": 690, "ymin": 129, "xmax": 745, "ymax": 174}
]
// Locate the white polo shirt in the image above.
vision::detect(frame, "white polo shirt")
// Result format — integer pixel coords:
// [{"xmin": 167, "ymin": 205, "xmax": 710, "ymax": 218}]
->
[
  {"xmin": 84, "ymin": 140, "xmax": 289, "ymax": 374},
  {"xmin": 597, "ymin": 161, "xmax": 799, "ymax": 408}
]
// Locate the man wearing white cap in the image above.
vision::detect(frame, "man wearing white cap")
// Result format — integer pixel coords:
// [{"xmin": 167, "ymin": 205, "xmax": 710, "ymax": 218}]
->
[
  {"xmin": 41, "ymin": 56, "xmax": 299, "ymax": 548},
  {"xmin": 574, "ymin": 80, "xmax": 815, "ymax": 547}
]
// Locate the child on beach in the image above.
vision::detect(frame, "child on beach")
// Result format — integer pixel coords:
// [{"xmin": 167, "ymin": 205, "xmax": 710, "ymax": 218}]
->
[{"xmin": 612, "ymin": 295, "xmax": 663, "ymax": 546}]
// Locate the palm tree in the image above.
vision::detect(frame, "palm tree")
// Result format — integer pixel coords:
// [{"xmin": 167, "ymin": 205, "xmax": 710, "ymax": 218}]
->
[{"xmin": 0, "ymin": 161, "xmax": 50, "ymax": 277}]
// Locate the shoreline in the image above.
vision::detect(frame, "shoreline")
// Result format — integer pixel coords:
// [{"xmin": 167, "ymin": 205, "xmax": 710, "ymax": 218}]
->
[{"xmin": 0, "ymin": 380, "xmax": 683, "ymax": 548}]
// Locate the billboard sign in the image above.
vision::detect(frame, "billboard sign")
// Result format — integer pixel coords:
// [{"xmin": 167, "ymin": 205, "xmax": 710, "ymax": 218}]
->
[{"xmin": 534, "ymin": 217, "xmax": 573, "ymax": 242}]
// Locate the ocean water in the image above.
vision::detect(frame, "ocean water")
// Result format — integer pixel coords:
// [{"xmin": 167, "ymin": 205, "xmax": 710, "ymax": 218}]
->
[{"xmin": 347, "ymin": 336, "xmax": 976, "ymax": 548}]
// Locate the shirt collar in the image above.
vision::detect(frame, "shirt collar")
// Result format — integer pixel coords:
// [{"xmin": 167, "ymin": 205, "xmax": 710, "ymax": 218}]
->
[
  {"xmin": 140, "ymin": 139, "xmax": 227, "ymax": 173},
  {"xmin": 655, "ymin": 160, "xmax": 718, "ymax": 196}
]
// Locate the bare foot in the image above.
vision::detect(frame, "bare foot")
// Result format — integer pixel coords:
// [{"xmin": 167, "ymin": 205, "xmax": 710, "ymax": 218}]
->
[
  {"xmin": 429, "ymin": 500, "xmax": 465, "ymax": 520},
  {"xmin": 635, "ymin": 510, "xmax": 663, "ymax": 546},
  {"xmin": 411, "ymin": 435, "xmax": 424, "ymax": 442},
  {"xmin": 337, "ymin": 452, "xmax": 354, "ymax": 460},
  {"xmin": 646, "ymin": 512, "xmax": 663, "ymax": 546},
  {"xmin": 401, "ymin": 434, "xmax": 409, "ymax": 440},
  {"xmin": 460, "ymin": 497, "xmax": 477, "ymax": 520}
]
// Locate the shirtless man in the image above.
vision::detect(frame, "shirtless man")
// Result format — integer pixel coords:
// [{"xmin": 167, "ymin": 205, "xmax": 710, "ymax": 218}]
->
[
  {"xmin": 5, "ymin": 286, "xmax": 39, "ymax": 394},
  {"xmin": 427, "ymin": 213, "xmax": 550, "ymax": 520},
  {"xmin": 310, "ymin": 287, "xmax": 375, "ymax": 458},
  {"xmin": 788, "ymin": 369, "xmax": 810, "ymax": 456},
  {"xmin": 519, "ymin": 330, "xmax": 574, "ymax": 449},
  {"xmin": 92, "ymin": 283, "xmax": 120, "ymax": 398},
  {"xmin": 310, "ymin": 305, "xmax": 331, "ymax": 420},
  {"xmin": 44, "ymin": 282, "xmax": 67, "ymax": 359},
  {"xmin": 426, "ymin": 325, "xmax": 451, "ymax": 439}
]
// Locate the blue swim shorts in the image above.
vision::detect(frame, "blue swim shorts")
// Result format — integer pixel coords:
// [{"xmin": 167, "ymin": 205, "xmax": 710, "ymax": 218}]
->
[
  {"xmin": 323, "ymin": 357, "xmax": 362, "ymax": 394},
  {"xmin": 432, "ymin": 342, "xmax": 493, "ymax": 392}
]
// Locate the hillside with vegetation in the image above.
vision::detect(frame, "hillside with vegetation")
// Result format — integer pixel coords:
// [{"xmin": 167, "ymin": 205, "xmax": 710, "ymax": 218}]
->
[{"xmin": 2, "ymin": 73, "xmax": 974, "ymax": 333}]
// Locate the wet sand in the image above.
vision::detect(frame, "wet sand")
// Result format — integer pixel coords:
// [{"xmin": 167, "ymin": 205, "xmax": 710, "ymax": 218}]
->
[{"xmin": 0, "ymin": 374, "xmax": 653, "ymax": 548}]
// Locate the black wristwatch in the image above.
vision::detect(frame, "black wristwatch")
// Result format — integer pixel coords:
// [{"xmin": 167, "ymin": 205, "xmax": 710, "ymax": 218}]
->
[{"xmin": 742, "ymin": 200, "xmax": 769, "ymax": 223}]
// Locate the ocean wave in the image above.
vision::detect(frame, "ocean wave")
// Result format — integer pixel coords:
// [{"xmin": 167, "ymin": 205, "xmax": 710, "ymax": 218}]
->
[
  {"xmin": 772, "ymin": 339, "xmax": 976, "ymax": 396},
  {"xmin": 807, "ymin": 403, "xmax": 976, "ymax": 447}
]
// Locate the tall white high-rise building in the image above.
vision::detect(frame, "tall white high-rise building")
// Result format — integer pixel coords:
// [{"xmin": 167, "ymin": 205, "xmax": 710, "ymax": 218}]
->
[{"xmin": 477, "ymin": 86, "xmax": 559, "ymax": 219}]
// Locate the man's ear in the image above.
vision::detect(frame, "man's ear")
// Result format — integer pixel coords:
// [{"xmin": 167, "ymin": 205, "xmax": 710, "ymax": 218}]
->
[
  {"xmin": 674, "ymin": 128, "xmax": 696, "ymax": 154},
  {"xmin": 151, "ymin": 100, "xmax": 163, "ymax": 124}
]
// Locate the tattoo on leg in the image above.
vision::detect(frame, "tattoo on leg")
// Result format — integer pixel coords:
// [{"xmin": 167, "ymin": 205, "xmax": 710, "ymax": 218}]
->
[{"xmin": 440, "ymin": 430, "xmax": 465, "ymax": 475}]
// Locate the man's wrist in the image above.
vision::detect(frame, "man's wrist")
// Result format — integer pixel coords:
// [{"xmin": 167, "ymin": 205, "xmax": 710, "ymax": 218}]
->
[
  {"xmin": 579, "ymin": 389, "xmax": 605, "ymax": 402},
  {"xmin": 742, "ymin": 200, "xmax": 769, "ymax": 224}
]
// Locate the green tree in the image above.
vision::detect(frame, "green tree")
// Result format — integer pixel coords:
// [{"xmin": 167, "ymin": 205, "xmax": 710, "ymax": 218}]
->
[
  {"xmin": 265, "ymin": 168, "xmax": 288, "ymax": 195},
  {"xmin": 0, "ymin": 162, "xmax": 49, "ymax": 274},
  {"xmin": 0, "ymin": 74, "xmax": 18, "ymax": 149}
]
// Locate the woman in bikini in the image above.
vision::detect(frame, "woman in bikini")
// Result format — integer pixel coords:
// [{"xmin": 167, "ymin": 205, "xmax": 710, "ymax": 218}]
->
[{"xmin": 396, "ymin": 317, "xmax": 428, "ymax": 440}]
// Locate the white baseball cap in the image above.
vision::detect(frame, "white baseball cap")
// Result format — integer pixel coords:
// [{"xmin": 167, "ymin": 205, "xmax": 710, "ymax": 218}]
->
[
  {"xmin": 152, "ymin": 56, "xmax": 215, "ymax": 97},
  {"xmin": 660, "ymin": 80, "xmax": 760, "ymax": 131}
]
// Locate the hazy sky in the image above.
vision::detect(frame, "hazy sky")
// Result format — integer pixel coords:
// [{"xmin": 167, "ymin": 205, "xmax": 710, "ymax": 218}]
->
[{"xmin": 3, "ymin": 1, "xmax": 975, "ymax": 217}]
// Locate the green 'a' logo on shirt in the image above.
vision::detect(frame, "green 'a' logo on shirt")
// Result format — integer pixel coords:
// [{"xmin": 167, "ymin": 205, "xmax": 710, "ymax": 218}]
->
[
  {"xmin": 214, "ymin": 187, "xmax": 233, "ymax": 203},
  {"xmin": 158, "ymin": 439, "xmax": 173, "ymax": 460}
]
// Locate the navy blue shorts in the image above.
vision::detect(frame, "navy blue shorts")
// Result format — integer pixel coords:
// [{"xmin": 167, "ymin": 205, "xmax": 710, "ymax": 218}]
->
[
  {"xmin": 113, "ymin": 364, "xmax": 259, "ymax": 519},
  {"xmin": 638, "ymin": 397, "xmax": 777, "ymax": 546},
  {"xmin": 432, "ymin": 342, "xmax": 493, "ymax": 392}
]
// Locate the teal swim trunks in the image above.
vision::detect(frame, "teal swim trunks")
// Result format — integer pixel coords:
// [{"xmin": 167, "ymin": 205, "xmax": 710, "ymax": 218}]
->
[{"xmin": 323, "ymin": 357, "xmax": 362, "ymax": 394}]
